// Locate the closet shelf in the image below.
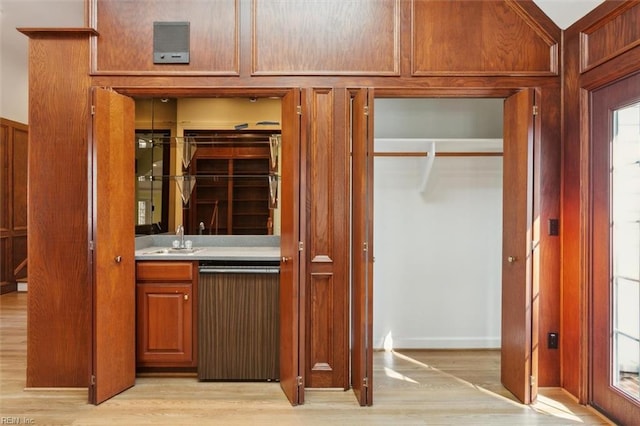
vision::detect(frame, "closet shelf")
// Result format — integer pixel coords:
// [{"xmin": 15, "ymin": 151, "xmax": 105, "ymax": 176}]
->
[
  {"xmin": 373, "ymin": 151, "xmax": 503, "ymax": 157},
  {"xmin": 374, "ymin": 138, "xmax": 503, "ymax": 194}
]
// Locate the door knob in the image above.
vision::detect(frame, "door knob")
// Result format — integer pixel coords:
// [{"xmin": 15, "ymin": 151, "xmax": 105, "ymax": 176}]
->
[
  {"xmin": 281, "ymin": 256, "xmax": 292, "ymax": 263},
  {"xmin": 507, "ymin": 256, "xmax": 517, "ymax": 263},
  {"xmin": 114, "ymin": 255, "xmax": 122, "ymax": 263}
]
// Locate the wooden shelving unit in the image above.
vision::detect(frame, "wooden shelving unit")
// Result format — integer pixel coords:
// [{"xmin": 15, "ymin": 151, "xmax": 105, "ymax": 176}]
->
[{"xmin": 185, "ymin": 131, "xmax": 277, "ymax": 235}]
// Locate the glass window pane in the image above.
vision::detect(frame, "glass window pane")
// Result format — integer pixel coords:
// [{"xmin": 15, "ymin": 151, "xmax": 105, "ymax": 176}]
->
[
  {"xmin": 614, "ymin": 333, "xmax": 639, "ymax": 400},
  {"xmin": 616, "ymin": 277, "xmax": 639, "ymax": 338},
  {"xmin": 612, "ymin": 102, "xmax": 640, "ymax": 402}
]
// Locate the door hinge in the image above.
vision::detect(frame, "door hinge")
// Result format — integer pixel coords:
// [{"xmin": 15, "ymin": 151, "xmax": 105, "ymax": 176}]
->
[
  {"xmin": 91, "ymin": 105, "xmax": 96, "ymax": 116},
  {"xmin": 89, "ymin": 240, "xmax": 95, "ymax": 251},
  {"xmin": 363, "ymin": 242, "xmax": 368, "ymax": 252},
  {"xmin": 298, "ymin": 241, "xmax": 304, "ymax": 252},
  {"xmin": 530, "ymin": 375, "xmax": 536, "ymax": 387},
  {"xmin": 90, "ymin": 375, "xmax": 96, "ymax": 386},
  {"xmin": 296, "ymin": 376, "xmax": 303, "ymax": 387},
  {"xmin": 296, "ymin": 105, "xmax": 302, "ymax": 115},
  {"xmin": 364, "ymin": 105, "xmax": 369, "ymax": 116},
  {"xmin": 532, "ymin": 105, "xmax": 539, "ymax": 116},
  {"xmin": 363, "ymin": 377, "xmax": 369, "ymax": 387}
]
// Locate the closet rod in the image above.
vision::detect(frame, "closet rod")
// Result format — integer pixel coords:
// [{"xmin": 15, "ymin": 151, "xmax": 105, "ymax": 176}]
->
[{"xmin": 373, "ymin": 152, "xmax": 503, "ymax": 157}]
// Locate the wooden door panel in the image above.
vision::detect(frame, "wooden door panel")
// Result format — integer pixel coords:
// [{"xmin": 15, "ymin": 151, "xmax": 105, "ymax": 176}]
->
[
  {"xmin": 501, "ymin": 88, "xmax": 535, "ymax": 404},
  {"xmin": 351, "ymin": 88, "xmax": 374, "ymax": 406},
  {"xmin": 305, "ymin": 88, "xmax": 349, "ymax": 389},
  {"xmin": 279, "ymin": 88, "xmax": 304, "ymax": 405},
  {"xmin": 91, "ymin": 88, "xmax": 136, "ymax": 405}
]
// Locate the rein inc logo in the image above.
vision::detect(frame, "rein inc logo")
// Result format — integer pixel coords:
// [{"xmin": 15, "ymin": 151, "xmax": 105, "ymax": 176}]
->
[{"xmin": 1, "ymin": 418, "xmax": 34, "ymax": 425}]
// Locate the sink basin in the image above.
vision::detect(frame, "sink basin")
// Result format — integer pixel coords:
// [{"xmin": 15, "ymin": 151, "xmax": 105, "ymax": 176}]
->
[{"xmin": 144, "ymin": 247, "xmax": 203, "ymax": 255}]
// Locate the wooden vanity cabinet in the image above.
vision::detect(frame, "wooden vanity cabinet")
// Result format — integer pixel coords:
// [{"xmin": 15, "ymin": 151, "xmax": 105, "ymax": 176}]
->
[{"xmin": 135, "ymin": 261, "xmax": 198, "ymax": 368}]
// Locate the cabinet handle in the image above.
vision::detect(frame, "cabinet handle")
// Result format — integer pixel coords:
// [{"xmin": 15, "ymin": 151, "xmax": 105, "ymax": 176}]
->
[
  {"xmin": 114, "ymin": 256, "xmax": 122, "ymax": 263},
  {"xmin": 281, "ymin": 256, "xmax": 292, "ymax": 263},
  {"xmin": 184, "ymin": 294, "xmax": 189, "ymax": 301},
  {"xmin": 507, "ymin": 256, "xmax": 517, "ymax": 263}
]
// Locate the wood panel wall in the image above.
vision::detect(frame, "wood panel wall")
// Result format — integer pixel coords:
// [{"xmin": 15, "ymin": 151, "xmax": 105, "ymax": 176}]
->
[
  {"xmin": 411, "ymin": 0, "xmax": 557, "ymax": 75},
  {"xmin": 25, "ymin": 0, "xmax": 567, "ymax": 391},
  {"xmin": 253, "ymin": 1, "xmax": 399, "ymax": 75},
  {"xmin": 93, "ymin": 0, "xmax": 238, "ymax": 74},
  {"xmin": 20, "ymin": 30, "xmax": 94, "ymax": 387},
  {"xmin": 0, "ymin": 118, "xmax": 28, "ymax": 294},
  {"xmin": 562, "ymin": 1, "xmax": 640, "ymax": 403},
  {"xmin": 90, "ymin": 0, "xmax": 557, "ymax": 79}
]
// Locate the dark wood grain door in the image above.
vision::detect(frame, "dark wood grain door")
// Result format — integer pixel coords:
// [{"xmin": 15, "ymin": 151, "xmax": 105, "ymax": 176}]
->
[
  {"xmin": 351, "ymin": 88, "xmax": 374, "ymax": 406},
  {"xmin": 501, "ymin": 88, "xmax": 536, "ymax": 404},
  {"xmin": 90, "ymin": 88, "xmax": 136, "ymax": 405},
  {"xmin": 279, "ymin": 88, "xmax": 305, "ymax": 405},
  {"xmin": 590, "ymin": 73, "xmax": 640, "ymax": 426}
]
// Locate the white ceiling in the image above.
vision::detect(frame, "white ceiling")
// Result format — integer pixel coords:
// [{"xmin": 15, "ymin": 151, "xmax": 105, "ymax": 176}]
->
[{"xmin": 533, "ymin": 0, "xmax": 604, "ymax": 29}]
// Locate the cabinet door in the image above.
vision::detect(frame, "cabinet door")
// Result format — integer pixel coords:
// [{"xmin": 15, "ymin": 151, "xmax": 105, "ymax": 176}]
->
[
  {"xmin": 351, "ymin": 88, "xmax": 374, "ymax": 406},
  {"xmin": 91, "ymin": 88, "xmax": 136, "ymax": 404},
  {"xmin": 279, "ymin": 88, "xmax": 304, "ymax": 405},
  {"xmin": 136, "ymin": 283, "xmax": 194, "ymax": 366},
  {"xmin": 501, "ymin": 88, "xmax": 536, "ymax": 404}
]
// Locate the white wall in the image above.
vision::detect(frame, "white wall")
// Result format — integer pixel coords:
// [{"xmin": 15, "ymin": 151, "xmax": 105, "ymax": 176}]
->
[
  {"xmin": 0, "ymin": 0, "xmax": 84, "ymax": 123},
  {"xmin": 373, "ymin": 99, "xmax": 504, "ymax": 349}
]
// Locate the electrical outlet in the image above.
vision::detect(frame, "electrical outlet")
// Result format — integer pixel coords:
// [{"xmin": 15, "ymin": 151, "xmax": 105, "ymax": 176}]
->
[{"xmin": 548, "ymin": 332, "xmax": 558, "ymax": 349}]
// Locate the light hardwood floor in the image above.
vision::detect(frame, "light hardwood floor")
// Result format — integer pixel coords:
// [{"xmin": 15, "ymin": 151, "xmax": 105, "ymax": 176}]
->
[{"xmin": 1, "ymin": 292, "xmax": 612, "ymax": 425}]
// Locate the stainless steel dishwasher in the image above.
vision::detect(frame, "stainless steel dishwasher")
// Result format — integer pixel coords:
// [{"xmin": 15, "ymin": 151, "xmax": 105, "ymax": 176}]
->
[{"xmin": 198, "ymin": 260, "xmax": 279, "ymax": 381}]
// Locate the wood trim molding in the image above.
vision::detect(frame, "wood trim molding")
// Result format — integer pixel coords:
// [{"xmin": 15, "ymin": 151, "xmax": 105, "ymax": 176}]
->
[
  {"xmin": 18, "ymin": 27, "xmax": 98, "ymax": 37},
  {"xmin": 579, "ymin": 2, "xmax": 640, "ymax": 73}
]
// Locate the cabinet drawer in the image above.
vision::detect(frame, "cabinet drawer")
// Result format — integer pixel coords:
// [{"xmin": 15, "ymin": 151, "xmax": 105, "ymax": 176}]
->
[{"xmin": 136, "ymin": 261, "xmax": 194, "ymax": 282}]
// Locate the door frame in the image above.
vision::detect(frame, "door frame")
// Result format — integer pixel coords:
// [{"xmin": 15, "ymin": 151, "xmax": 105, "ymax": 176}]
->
[
  {"xmin": 94, "ymin": 86, "xmax": 306, "ymax": 405},
  {"xmin": 588, "ymin": 72, "xmax": 640, "ymax": 425},
  {"xmin": 369, "ymin": 88, "xmax": 541, "ymax": 403}
]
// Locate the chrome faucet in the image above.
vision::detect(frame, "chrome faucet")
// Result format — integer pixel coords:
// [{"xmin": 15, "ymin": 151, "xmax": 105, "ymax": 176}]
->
[{"xmin": 176, "ymin": 225, "xmax": 185, "ymax": 248}]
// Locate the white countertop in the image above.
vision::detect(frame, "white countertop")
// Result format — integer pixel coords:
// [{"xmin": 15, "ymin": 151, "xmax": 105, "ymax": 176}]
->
[
  {"xmin": 135, "ymin": 245, "xmax": 280, "ymax": 261},
  {"xmin": 134, "ymin": 235, "xmax": 280, "ymax": 261}
]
